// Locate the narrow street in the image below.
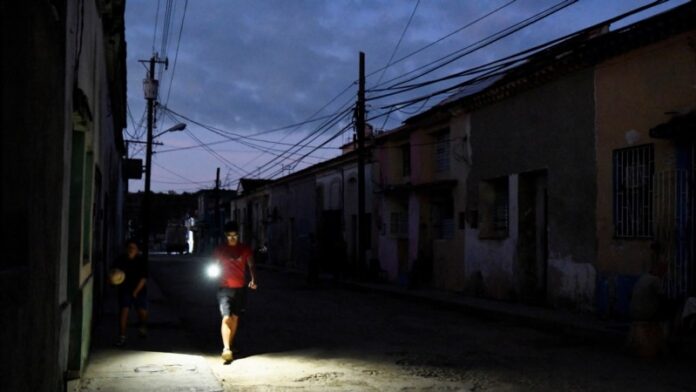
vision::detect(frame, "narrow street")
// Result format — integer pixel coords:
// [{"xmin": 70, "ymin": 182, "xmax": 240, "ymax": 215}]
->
[{"xmin": 140, "ymin": 254, "xmax": 694, "ymax": 391}]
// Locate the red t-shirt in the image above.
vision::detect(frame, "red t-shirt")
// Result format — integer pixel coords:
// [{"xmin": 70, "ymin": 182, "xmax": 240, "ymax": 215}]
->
[{"xmin": 214, "ymin": 243, "xmax": 252, "ymax": 288}]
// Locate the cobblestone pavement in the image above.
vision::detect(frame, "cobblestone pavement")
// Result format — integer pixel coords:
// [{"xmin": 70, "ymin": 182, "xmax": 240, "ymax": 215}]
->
[{"xmin": 150, "ymin": 255, "xmax": 695, "ymax": 391}]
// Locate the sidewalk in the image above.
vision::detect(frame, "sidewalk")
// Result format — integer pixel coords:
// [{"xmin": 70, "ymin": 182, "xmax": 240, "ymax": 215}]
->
[
  {"xmin": 74, "ymin": 278, "xmax": 223, "ymax": 392},
  {"xmin": 260, "ymin": 264, "xmax": 630, "ymax": 343}
]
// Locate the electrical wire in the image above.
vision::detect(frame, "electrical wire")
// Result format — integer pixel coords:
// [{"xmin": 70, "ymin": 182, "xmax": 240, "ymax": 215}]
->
[
  {"xmin": 163, "ymin": 107, "xmax": 349, "ymax": 150},
  {"xmin": 375, "ymin": 0, "xmax": 420, "ymax": 86},
  {"xmin": 163, "ymin": 0, "xmax": 188, "ymax": 108},
  {"xmin": 365, "ymin": 0, "xmax": 518, "ymax": 87},
  {"xmin": 373, "ymin": 0, "xmax": 578, "ymax": 92},
  {"xmin": 375, "ymin": 0, "xmax": 420, "ymax": 133},
  {"xmin": 155, "ymin": 109, "xmax": 349, "ymax": 154},
  {"xmin": 183, "ymin": 128, "xmax": 248, "ymax": 175},
  {"xmin": 152, "ymin": 0, "xmax": 161, "ymax": 54},
  {"xmin": 243, "ymin": 104, "xmax": 354, "ymax": 179},
  {"xmin": 228, "ymin": 81, "xmax": 357, "ymax": 170},
  {"xmin": 375, "ymin": 0, "xmax": 671, "ymax": 112},
  {"xmin": 163, "ymin": 106, "xmax": 350, "ymax": 148},
  {"xmin": 265, "ymin": 121, "xmax": 354, "ymax": 179},
  {"xmin": 152, "ymin": 160, "xmax": 201, "ymax": 184}
]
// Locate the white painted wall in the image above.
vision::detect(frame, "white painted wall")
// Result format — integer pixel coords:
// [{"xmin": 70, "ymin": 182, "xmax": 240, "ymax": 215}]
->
[{"xmin": 464, "ymin": 175, "xmax": 519, "ymax": 299}]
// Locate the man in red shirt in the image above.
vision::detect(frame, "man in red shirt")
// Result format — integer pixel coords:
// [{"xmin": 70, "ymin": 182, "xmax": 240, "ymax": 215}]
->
[{"xmin": 214, "ymin": 221, "xmax": 258, "ymax": 363}]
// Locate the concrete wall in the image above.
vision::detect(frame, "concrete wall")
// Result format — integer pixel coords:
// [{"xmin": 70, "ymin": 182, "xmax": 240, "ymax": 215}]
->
[
  {"xmin": 467, "ymin": 69, "xmax": 597, "ymax": 309},
  {"xmin": 464, "ymin": 175, "xmax": 520, "ymax": 299}
]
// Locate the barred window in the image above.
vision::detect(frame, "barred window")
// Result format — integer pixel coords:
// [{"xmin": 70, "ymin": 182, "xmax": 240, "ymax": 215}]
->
[
  {"xmin": 479, "ymin": 176, "xmax": 509, "ymax": 239},
  {"xmin": 613, "ymin": 144, "xmax": 654, "ymax": 238},
  {"xmin": 435, "ymin": 130, "xmax": 450, "ymax": 173}
]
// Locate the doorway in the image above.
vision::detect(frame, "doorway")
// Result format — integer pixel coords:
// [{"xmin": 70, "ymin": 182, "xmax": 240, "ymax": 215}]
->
[{"xmin": 517, "ymin": 170, "xmax": 548, "ymax": 304}]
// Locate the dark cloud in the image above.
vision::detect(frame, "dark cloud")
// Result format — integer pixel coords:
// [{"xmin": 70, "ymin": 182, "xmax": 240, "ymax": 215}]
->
[{"xmin": 124, "ymin": 0, "xmax": 688, "ymax": 192}]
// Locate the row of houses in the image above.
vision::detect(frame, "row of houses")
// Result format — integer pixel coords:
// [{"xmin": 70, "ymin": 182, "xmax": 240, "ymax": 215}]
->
[
  {"xmin": 230, "ymin": 3, "xmax": 695, "ymax": 317},
  {"xmin": 1, "ymin": 1, "xmax": 128, "ymax": 390}
]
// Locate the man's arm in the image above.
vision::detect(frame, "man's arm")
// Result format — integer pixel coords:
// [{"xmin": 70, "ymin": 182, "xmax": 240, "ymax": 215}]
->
[
  {"xmin": 133, "ymin": 257, "xmax": 148, "ymax": 297},
  {"xmin": 133, "ymin": 278, "xmax": 147, "ymax": 297},
  {"xmin": 248, "ymin": 254, "xmax": 258, "ymax": 290}
]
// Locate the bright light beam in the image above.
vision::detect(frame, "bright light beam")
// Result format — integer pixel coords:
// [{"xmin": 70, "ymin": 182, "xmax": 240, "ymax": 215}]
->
[{"xmin": 206, "ymin": 263, "xmax": 220, "ymax": 278}]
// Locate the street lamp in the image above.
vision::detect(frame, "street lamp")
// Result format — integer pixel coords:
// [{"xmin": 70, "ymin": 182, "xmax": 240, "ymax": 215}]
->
[
  {"xmin": 154, "ymin": 122, "xmax": 186, "ymax": 138},
  {"xmin": 141, "ymin": 120, "xmax": 187, "ymax": 260}
]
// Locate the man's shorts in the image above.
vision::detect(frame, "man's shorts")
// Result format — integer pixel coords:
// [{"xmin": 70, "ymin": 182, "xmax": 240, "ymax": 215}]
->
[
  {"xmin": 217, "ymin": 287, "xmax": 246, "ymax": 317},
  {"xmin": 118, "ymin": 287, "xmax": 148, "ymax": 310}
]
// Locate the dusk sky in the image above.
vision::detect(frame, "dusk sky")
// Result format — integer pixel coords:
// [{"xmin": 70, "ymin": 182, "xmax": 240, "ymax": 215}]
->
[{"xmin": 124, "ymin": 0, "xmax": 688, "ymax": 193}]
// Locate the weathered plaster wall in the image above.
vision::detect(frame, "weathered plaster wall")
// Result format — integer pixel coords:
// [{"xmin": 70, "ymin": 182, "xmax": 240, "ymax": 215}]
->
[
  {"xmin": 468, "ymin": 69, "xmax": 597, "ymax": 308},
  {"xmin": 433, "ymin": 114, "xmax": 470, "ymax": 291},
  {"xmin": 465, "ymin": 175, "xmax": 519, "ymax": 299}
]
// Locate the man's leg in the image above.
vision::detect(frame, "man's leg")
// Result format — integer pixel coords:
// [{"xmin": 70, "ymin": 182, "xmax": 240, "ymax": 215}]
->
[
  {"xmin": 221, "ymin": 315, "xmax": 239, "ymax": 350},
  {"xmin": 220, "ymin": 315, "xmax": 238, "ymax": 362}
]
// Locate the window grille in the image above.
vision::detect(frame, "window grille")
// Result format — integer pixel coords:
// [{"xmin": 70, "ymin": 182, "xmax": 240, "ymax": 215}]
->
[
  {"xmin": 435, "ymin": 131, "xmax": 450, "ymax": 173},
  {"xmin": 613, "ymin": 144, "xmax": 654, "ymax": 238}
]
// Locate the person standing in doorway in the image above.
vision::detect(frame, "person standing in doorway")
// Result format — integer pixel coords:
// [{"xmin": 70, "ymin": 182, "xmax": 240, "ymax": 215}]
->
[
  {"xmin": 113, "ymin": 239, "xmax": 148, "ymax": 347},
  {"xmin": 213, "ymin": 221, "xmax": 258, "ymax": 363}
]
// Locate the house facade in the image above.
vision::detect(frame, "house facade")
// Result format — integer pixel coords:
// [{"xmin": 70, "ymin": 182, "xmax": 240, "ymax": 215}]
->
[
  {"xmin": 229, "ymin": 151, "xmax": 376, "ymax": 278},
  {"xmin": 391, "ymin": 2, "xmax": 696, "ymax": 313},
  {"xmin": 1, "ymin": 0, "xmax": 128, "ymax": 390},
  {"xmin": 374, "ymin": 116, "xmax": 470, "ymax": 290},
  {"xmin": 224, "ymin": 3, "xmax": 695, "ymax": 319},
  {"xmin": 464, "ymin": 69, "xmax": 596, "ymax": 308},
  {"xmin": 594, "ymin": 23, "xmax": 696, "ymax": 316}
]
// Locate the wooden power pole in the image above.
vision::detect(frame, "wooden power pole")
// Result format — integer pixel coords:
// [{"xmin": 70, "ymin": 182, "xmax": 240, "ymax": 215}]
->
[
  {"xmin": 356, "ymin": 52, "xmax": 367, "ymax": 277},
  {"xmin": 140, "ymin": 54, "xmax": 167, "ymax": 260}
]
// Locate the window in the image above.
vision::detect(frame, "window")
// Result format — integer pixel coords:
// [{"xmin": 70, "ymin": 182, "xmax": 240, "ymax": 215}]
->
[
  {"xmin": 432, "ymin": 197, "xmax": 454, "ymax": 239},
  {"xmin": 479, "ymin": 176, "xmax": 509, "ymax": 238},
  {"xmin": 435, "ymin": 130, "xmax": 450, "ymax": 173},
  {"xmin": 613, "ymin": 144, "xmax": 654, "ymax": 238},
  {"xmin": 401, "ymin": 144, "xmax": 411, "ymax": 177}
]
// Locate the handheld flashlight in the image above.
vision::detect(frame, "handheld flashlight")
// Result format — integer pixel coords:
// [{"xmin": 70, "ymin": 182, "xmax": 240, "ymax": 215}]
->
[{"xmin": 206, "ymin": 262, "xmax": 221, "ymax": 278}]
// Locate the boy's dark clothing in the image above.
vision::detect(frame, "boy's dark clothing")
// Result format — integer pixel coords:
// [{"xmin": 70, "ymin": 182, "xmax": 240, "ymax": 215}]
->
[{"xmin": 114, "ymin": 254, "xmax": 148, "ymax": 309}]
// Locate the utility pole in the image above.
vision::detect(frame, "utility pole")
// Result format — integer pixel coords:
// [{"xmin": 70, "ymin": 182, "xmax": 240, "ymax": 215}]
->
[
  {"xmin": 140, "ymin": 54, "xmax": 167, "ymax": 261},
  {"xmin": 214, "ymin": 167, "xmax": 221, "ymax": 244},
  {"xmin": 356, "ymin": 52, "xmax": 367, "ymax": 278}
]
